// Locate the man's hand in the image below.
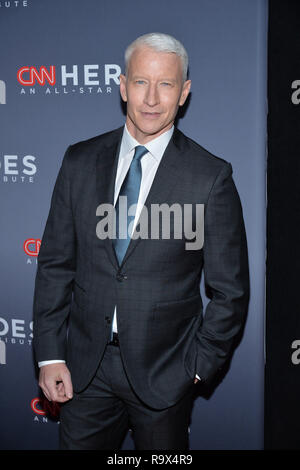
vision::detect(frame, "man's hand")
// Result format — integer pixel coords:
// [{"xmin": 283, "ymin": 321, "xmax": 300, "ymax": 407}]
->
[
  {"xmin": 194, "ymin": 378, "xmax": 199, "ymax": 384},
  {"xmin": 39, "ymin": 363, "xmax": 73, "ymax": 403}
]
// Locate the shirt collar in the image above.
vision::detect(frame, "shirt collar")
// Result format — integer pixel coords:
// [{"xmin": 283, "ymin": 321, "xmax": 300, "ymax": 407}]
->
[{"xmin": 121, "ymin": 124, "xmax": 174, "ymax": 163}]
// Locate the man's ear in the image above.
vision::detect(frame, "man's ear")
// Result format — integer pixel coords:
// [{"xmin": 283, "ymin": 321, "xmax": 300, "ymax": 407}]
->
[
  {"xmin": 179, "ymin": 79, "xmax": 191, "ymax": 106},
  {"xmin": 119, "ymin": 74, "xmax": 127, "ymax": 102}
]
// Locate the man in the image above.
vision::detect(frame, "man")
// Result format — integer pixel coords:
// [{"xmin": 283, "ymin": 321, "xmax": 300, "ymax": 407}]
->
[{"xmin": 33, "ymin": 32, "xmax": 249, "ymax": 450}]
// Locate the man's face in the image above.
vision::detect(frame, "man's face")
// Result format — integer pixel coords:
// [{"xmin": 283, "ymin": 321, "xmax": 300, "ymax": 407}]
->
[{"xmin": 119, "ymin": 46, "xmax": 191, "ymax": 144}]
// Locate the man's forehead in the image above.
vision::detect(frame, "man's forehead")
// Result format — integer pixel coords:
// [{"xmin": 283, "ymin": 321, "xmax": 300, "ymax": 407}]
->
[
  {"xmin": 127, "ymin": 46, "xmax": 182, "ymax": 74},
  {"xmin": 130, "ymin": 45, "xmax": 180, "ymax": 61}
]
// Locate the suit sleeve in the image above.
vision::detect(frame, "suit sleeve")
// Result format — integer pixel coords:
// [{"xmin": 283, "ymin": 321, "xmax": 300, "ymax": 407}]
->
[
  {"xmin": 195, "ymin": 162, "xmax": 250, "ymax": 382},
  {"xmin": 33, "ymin": 146, "xmax": 76, "ymax": 363}
]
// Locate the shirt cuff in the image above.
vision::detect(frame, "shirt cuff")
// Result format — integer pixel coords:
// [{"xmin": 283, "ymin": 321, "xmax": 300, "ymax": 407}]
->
[{"xmin": 38, "ymin": 360, "xmax": 66, "ymax": 367}]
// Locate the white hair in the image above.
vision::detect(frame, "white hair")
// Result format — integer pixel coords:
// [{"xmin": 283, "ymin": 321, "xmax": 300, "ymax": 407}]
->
[{"xmin": 124, "ymin": 32, "xmax": 189, "ymax": 82}]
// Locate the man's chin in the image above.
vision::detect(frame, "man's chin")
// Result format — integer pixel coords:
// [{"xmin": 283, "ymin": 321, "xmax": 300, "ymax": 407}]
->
[
  {"xmin": 137, "ymin": 123, "xmax": 172, "ymax": 139},
  {"xmin": 126, "ymin": 117, "xmax": 173, "ymax": 142}
]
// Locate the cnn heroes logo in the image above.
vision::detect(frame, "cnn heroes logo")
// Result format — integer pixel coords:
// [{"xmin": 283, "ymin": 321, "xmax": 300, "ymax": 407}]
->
[
  {"xmin": 31, "ymin": 397, "xmax": 60, "ymax": 424},
  {"xmin": 24, "ymin": 238, "xmax": 40, "ymax": 257},
  {"xmin": 17, "ymin": 64, "xmax": 121, "ymax": 96},
  {"xmin": 0, "ymin": 154, "xmax": 37, "ymax": 183},
  {"xmin": 31, "ymin": 398, "xmax": 49, "ymax": 424},
  {"xmin": 24, "ymin": 238, "xmax": 40, "ymax": 265},
  {"xmin": 0, "ymin": 316, "xmax": 33, "ymax": 346}
]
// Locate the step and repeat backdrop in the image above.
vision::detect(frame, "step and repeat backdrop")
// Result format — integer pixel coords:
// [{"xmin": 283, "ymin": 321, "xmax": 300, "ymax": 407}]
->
[{"xmin": 0, "ymin": 0, "xmax": 267, "ymax": 450}]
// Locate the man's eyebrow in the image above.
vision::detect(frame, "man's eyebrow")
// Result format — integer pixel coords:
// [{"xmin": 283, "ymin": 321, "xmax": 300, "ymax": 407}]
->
[{"xmin": 130, "ymin": 75, "xmax": 177, "ymax": 82}]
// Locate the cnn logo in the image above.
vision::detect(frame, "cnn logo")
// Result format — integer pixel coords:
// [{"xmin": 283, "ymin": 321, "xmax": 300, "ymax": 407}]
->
[
  {"xmin": 17, "ymin": 66, "xmax": 55, "ymax": 86},
  {"xmin": 24, "ymin": 239, "xmax": 41, "ymax": 257}
]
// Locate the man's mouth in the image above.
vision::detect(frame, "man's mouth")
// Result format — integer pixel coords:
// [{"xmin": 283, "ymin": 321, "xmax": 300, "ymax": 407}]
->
[{"xmin": 141, "ymin": 112, "xmax": 161, "ymax": 119}]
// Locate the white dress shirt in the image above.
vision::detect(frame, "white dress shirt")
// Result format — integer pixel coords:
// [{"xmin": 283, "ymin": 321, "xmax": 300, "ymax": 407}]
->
[
  {"xmin": 111, "ymin": 124, "xmax": 174, "ymax": 334},
  {"xmin": 38, "ymin": 125, "xmax": 201, "ymax": 381}
]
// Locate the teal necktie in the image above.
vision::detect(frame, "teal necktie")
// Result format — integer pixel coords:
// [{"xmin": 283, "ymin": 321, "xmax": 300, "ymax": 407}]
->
[{"xmin": 113, "ymin": 145, "xmax": 148, "ymax": 264}]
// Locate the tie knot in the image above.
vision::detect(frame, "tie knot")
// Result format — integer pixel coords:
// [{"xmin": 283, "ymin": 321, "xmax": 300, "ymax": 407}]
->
[{"xmin": 133, "ymin": 145, "xmax": 148, "ymax": 162}]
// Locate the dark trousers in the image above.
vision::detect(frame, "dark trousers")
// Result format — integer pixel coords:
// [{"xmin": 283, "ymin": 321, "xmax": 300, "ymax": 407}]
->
[{"xmin": 59, "ymin": 343, "xmax": 195, "ymax": 450}]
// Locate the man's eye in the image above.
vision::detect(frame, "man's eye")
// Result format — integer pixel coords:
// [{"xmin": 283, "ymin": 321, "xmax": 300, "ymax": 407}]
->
[
  {"xmin": 136, "ymin": 80, "xmax": 145, "ymax": 84},
  {"xmin": 161, "ymin": 82, "xmax": 171, "ymax": 86}
]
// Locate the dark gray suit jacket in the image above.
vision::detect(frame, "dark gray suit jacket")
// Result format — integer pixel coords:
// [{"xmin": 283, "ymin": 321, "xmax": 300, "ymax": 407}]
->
[{"xmin": 33, "ymin": 126, "xmax": 249, "ymax": 409}]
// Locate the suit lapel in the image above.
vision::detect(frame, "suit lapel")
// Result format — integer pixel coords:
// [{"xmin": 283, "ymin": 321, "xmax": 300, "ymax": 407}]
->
[
  {"xmin": 95, "ymin": 129, "xmax": 122, "ymax": 269},
  {"xmin": 95, "ymin": 127, "xmax": 186, "ymax": 270}
]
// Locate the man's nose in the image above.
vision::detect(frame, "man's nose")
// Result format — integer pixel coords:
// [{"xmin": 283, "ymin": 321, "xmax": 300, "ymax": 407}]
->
[{"xmin": 144, "ymin": 84, "xmax": 159, "ymax": 107}]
